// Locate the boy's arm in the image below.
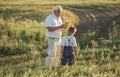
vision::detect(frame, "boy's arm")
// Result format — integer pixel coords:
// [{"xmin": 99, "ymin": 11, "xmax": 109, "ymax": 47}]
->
[
  {"xmin": 74, "ymin": 46, "xmax": 78, "ymax": 58},
  {"xmin": 60, "ymin": 46, "xmax": 64, "ymax": 58}
]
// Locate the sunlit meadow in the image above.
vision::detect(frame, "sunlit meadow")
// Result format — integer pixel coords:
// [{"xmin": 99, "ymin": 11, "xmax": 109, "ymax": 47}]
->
[{"xmin": 0, "ymin": 0, "xmax": 120, "ymax": 77}]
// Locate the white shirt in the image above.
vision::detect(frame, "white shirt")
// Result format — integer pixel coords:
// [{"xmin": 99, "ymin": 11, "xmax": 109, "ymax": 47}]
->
[
  {"xmin": 61, "ymin": 36, "xmax": 77, "ymax": 47},
  {"xmin": 45, "ymin": 14, "xmax": 63, "ymax": 38}
]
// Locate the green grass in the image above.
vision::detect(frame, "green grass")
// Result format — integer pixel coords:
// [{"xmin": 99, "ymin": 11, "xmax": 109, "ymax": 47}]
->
[
  {"xmin": 0, "ymin": 48, "xmax": 120, "ymax": 77},
  {"xmin": 0, "ymin": 0, "xmax": 120, "ymax": 5},
  {"xmin": 0, "ymin": 0, "xmax": 120, "ymax": 77}
]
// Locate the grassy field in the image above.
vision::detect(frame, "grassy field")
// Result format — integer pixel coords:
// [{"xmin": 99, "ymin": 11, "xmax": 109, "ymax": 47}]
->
[
  {"xmin": 0, "ymin": 0, "xmax": 120, "ymax": 77},
  {"xmin": 0, "ymin": 0, "xmax": 120, "ymax": 5}
]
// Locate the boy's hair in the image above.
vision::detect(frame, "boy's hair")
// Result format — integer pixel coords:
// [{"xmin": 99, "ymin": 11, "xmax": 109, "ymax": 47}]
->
[{"xmin": 68, "ymin": 26, "xmax": 77, "ymax": 33}]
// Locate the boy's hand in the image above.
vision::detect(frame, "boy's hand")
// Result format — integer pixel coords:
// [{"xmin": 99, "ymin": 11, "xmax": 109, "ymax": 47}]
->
[{"xmin": 75, "ymin": 54, "xmax": 78, "ymax": 60}]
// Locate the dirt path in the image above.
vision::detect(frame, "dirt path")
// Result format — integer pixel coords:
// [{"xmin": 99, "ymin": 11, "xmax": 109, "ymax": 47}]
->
[{"xmin": 65, "ymin": 7, "xmax": 120, "ymax": 39}]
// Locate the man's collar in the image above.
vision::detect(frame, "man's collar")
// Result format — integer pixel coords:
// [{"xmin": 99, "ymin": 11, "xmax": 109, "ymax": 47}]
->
[{"xmin": 52, "ymin": 13, "xmax": 60, "ymax": 19}]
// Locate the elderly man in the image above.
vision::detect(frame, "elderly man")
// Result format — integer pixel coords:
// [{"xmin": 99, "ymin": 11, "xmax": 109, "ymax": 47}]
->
[{"xmin": 45, "ymin": 5, "xmax": 67, "ymax": 67}]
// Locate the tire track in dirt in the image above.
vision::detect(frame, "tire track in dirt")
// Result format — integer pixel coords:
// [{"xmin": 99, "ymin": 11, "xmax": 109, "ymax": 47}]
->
[{"xmin": 65, "ymin": 7, "xmax": 120, "ymax": 39}]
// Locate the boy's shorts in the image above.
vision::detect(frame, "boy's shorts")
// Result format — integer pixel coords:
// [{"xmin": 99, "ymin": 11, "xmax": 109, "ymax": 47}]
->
[{"xmin": 61, "ymin": 54, "xmax": 74, "ymax": 66}]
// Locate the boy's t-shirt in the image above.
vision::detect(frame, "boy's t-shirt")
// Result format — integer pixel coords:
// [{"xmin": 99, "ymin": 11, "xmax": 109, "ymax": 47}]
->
[{"xmin": 61, "ymin": 36, "xmax": 77, "ymax": 47}]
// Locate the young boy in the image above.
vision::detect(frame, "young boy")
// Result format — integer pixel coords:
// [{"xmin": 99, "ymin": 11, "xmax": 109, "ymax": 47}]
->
[{"xmin": 60, "ymin": 26, "xmax": 78, "ymax": 66}]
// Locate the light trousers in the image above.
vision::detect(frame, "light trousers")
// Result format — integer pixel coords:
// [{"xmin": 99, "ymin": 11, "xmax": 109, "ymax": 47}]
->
[{"xmin": 45, "ymin": 37, "xmax": 61, "ymax": 67}]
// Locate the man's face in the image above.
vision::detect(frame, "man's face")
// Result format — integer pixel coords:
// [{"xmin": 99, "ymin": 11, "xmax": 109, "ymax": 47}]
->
[{"xmin": 54, "ymin": 9, "xmax": 62, "ymax": 18}]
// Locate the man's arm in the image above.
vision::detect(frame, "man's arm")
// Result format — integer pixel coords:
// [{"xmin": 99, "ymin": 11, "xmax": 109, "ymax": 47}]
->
[
  {"xmin": 47, "ymin": 24, "xmax": 67, "ymax": 32},
  {"xmin": 47, "ymin": 26, "xmax": 61, "ymax": 32}
]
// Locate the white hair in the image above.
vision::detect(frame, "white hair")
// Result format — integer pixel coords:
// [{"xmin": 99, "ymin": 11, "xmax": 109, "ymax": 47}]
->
[{"xmin": 54, "ymin": 5, "xmax": 62, "ymax": 11}]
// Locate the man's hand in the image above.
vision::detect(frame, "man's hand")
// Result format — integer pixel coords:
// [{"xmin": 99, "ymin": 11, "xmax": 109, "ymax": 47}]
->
[
  {"xmin": 60, "ymin": 24, "xmax": 66, "ymax": 28},
  {"xmin": 60, "ymin": 23, "xmax": 69, "ymax": 31}
]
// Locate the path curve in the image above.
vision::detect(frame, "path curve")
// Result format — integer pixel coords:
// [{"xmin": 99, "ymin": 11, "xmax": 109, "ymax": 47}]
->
[{"xmin": 65, "ymin": 7, "xmax": 120, "ymax": 39}]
